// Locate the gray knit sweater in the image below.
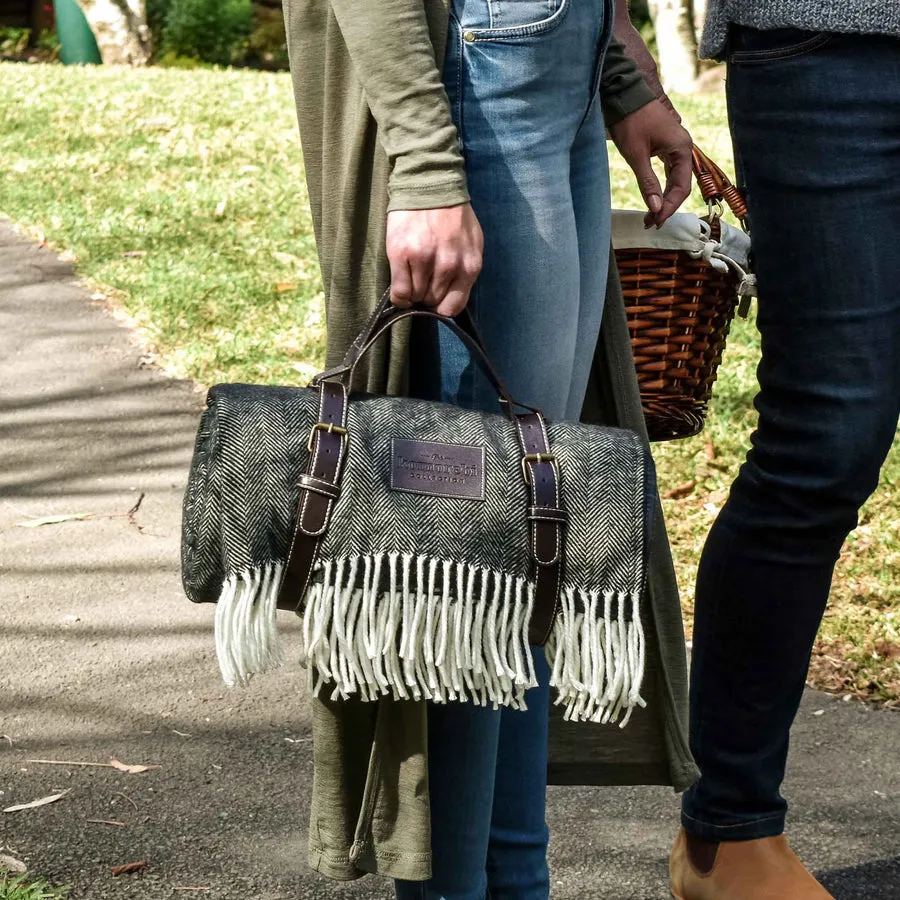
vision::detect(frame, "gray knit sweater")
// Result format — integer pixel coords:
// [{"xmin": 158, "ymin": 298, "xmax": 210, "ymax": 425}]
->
[{"xmin": 702, "ymin": 1, "xmax": 900, "ymax": 58}]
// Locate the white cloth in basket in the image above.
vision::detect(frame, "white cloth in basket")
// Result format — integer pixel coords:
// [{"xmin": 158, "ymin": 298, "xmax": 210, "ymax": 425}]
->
[{"xmin": 612, "ymin": 209, "xmax": 755, "ymax": 299}]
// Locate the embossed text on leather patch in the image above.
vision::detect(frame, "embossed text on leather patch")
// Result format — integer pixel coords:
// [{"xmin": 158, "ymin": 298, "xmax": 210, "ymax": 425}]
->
[{"xmin": 390, "ymin": 438, "xmax": 485, "ymax": 501}]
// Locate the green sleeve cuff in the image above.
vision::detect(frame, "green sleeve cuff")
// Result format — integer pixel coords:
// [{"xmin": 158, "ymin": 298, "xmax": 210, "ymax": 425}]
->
[
  {"xmin": 387, "ymin": 175, "xmax": 471, "ymax": 212},
  {"xmin": 600, "ymin": 37, "xmax": 657, "ymax": 127},
  {"xmin": 602, "ymin": 79, "xmax": 656, "ymax": 126}
]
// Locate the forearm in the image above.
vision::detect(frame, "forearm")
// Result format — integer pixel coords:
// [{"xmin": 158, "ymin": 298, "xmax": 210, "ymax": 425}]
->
[
  {"xmin": 329, "ymin": 0, "xmax": 469, "ymax": 210},
  {"xmin": 609, "ymin": 0, "xmax": 680, "ymax": 120}
]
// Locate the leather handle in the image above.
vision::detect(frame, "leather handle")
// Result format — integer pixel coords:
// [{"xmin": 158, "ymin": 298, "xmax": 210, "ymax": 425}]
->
[
  {"xmin": 333, "ymin": 288, "xmax": 395, "ymax": 372},
  {"xmin": 314, "ymin": 305, "xmax": 529, "ymax": 419},
  {"xmin": 317, "ymin": 300, "xmax": 485, "ymax": 380}
]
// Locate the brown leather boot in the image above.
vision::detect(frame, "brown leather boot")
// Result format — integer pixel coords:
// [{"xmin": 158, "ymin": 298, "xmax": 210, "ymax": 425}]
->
[{"xmin": 669, "ymin": 828, "xmax": 835, "ymax": 899}]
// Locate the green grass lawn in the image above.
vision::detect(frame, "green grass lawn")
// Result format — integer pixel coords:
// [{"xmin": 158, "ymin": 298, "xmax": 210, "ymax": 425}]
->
[
  {"xmin": 1, "ymin": 62, "xmax": 897, "ymax": 703},
  {"xmin": 0, "ymin": 877, "xmax": 68, "ymax": 900}
]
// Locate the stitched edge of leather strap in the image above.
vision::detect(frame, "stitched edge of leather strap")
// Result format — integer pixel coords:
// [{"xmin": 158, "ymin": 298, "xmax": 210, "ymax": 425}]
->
[
  {"xmin": 277, "ymin": 381, "xmax": 347, "ymax": 612},
  {"xmin": 515, "ymin": 412, "xmax": 565, "ymax": 647},
  {"xmin": 298, "ymin": 473, "xmax": 342, "ymax": 500},
  {"xmin": 527, "ymin": 506, "xmax": 568, "ymax": 523}
]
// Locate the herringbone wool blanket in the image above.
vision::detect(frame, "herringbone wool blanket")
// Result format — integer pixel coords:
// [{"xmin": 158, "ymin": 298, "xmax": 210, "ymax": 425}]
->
[{"xmin": 182, "ymin": 383, "xmax": 656, "ymax": 726}]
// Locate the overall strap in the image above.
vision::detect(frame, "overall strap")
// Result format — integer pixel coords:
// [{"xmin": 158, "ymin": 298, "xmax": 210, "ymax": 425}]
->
[
  {"xmin": 277, "ymin": 380, "xmax": 348, "ymax": 611},
  {"xmin": 515, "ymin": 412, "xmax": 566, "ymax": 646}
]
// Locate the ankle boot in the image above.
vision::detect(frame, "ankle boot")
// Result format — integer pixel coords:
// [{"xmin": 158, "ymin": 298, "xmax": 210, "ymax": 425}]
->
[{"xmin": 669, "ymin": 828, "xmax": 834, "ymax": 899}]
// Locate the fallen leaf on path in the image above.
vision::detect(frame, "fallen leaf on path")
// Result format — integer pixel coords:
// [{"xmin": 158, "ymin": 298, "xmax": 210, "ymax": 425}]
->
[
  {"xmin": 16, "ymin": 513, "xmax": 90, "ymax": 528},
  {"xmin": 109, "ymin": 760, "xmax": 161, "ymax": 775},
  {"xmin": 4, "ymin": 789, "xmax": 72, "ymax": 813},
  {"xmin": 87, "ymin": 819, "xmax": 127, "ymax": 827},
  {"xmin": 663, "ymin": 480, "xmax": 696, "ymax": 501},
  {"xmin": 0, "ymin": 854, "xmax": 27, "ymax": 874},
  {"xmin": 111, "ymin": 861, "xmax": 147, "ymax": 877}
]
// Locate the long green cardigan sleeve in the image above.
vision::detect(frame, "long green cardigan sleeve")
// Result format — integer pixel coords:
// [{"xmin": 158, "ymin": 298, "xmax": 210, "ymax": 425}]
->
[
  {"xmin": 327, "ymin": 0, "xmax": 655, "ymax": 212},
  {"xmin": 327, "ymin": 0, "xmax": 470, "ymax": 212}
]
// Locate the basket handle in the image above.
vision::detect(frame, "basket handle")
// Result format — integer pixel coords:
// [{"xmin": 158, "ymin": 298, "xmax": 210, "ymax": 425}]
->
[{"xmin": 692, "ymin": 146, "xmax": 748, "ymax": 226}]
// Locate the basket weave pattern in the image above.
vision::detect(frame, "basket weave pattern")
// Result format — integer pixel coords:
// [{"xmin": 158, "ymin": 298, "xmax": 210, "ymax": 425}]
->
[
  {"xmin": 616, "ymin": 246, "xmax": 740, "ymax": 442},
  {"xmin": 616, "ymin": 147, "xmax": 749, "ymax": 442}
]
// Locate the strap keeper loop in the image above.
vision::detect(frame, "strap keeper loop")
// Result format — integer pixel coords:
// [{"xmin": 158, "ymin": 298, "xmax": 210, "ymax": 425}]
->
[
  {"xmin": 298, "ymin": 473, "xmax": 341, "ymax": 501},
  {"xmin": 527, "ymin": 506, "xmax": 567, "ymax": 524}
]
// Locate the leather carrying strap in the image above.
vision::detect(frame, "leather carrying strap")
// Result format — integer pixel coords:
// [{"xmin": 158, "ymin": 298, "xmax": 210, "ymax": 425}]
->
[
  {"xmin": 277, "ymin": 380, "xmax": 348, "ymax": 611},
  {"xmin": 516, "ymin": 412, "xmax": 564, "ymax": 646},
  {"xmin": 281, "ymin": 309, "xmax": 567, "ymax": 645}
]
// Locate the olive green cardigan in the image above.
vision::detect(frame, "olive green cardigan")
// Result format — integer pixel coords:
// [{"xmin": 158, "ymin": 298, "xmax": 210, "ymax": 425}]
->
[{"xmin": 283, "ymin": 0, "xmax": 698, "ymax": 882}]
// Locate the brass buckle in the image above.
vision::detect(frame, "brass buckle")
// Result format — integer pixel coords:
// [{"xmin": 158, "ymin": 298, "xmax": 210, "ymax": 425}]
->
[
  {"xmin": 307, "ymin": 422, "xmax": 347, "ymax": 453},
  {"xmin": 521, "ymin": 453, "xmax": 557, "ymax": 485}
]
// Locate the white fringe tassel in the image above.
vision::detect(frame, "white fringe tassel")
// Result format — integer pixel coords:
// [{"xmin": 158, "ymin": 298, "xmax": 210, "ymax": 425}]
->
[
  {"xmin": 213, "ymin": 554, "xmax": 647, "ymax": 724},
  {"xmin": 214, "ymin": 560, "xmax": 285, "ymax": 687},
  {"xmin": 545, "ymin": 588, "xmax": 647, "ymax": 727}
]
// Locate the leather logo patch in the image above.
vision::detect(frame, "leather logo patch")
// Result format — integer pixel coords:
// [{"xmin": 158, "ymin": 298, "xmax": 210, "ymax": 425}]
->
[{"xmin": 390, "ymin": 439, "xmax": 485, "ymax": 501}]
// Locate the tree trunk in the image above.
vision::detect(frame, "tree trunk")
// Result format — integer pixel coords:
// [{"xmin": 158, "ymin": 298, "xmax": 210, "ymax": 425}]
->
[
  {"xmin": 693, "ymin": 0, "xmax": 707, "ymax": 38},
  {"xmin": 648, "ymin": 0, "xmax": 698, "ymax": 93},
  {"xmin": 76, "ymin": 0, "xmax": 150, "ymax": 65}
]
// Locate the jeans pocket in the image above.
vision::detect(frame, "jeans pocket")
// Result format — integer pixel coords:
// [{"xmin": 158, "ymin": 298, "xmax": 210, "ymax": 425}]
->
[
  {"xmin": 729, "ymin": 25, "xmax": 832, "ymax": 63},
  {"xmin": 465, "ymin": 0, "xmax": 570, "ymax": 41}
]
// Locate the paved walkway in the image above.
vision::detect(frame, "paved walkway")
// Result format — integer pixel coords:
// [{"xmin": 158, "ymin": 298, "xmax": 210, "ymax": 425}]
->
[{"xmin": 0, "ymin": 223, "xmax": 898, "ymax": 899}]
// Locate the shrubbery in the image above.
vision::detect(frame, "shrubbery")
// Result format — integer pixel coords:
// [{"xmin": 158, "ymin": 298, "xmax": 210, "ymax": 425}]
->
[
  {"xmin": 151, "ymin": 0, "xmax": 252, "ymax": 67},
  {"xmin": 147, "ymin": 0, "xmax": 286, "ymax": 69}
]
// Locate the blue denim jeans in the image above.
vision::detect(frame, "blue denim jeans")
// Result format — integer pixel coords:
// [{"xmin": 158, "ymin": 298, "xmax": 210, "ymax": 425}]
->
[
  {"xmin": 682, "ymin": 27, "xmax": 900, "ymax": 842},
  {"xmin": 395, "ymin": 1, "xmax": 613, "ymax": 897}
]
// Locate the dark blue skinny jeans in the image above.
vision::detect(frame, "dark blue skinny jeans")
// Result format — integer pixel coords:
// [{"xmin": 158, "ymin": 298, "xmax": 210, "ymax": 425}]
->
[{"xmin": 682, "ymin": 27, "xmax": 900, "ymax": 841}]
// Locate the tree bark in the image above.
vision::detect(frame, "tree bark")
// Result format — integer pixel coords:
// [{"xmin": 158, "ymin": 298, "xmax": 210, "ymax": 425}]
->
[
  {"xmin": 648, "ymin": 0, "xmax": 698, "ymax": 93},
  {"xmin": 76, "ymin": 0, "xmax": 150, "ymax": 65}
]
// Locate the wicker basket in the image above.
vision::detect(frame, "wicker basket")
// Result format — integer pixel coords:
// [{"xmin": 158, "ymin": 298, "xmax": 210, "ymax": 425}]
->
[{"xmin": 615, "ymin": 148, "xmax": 751, "ymax": 442}]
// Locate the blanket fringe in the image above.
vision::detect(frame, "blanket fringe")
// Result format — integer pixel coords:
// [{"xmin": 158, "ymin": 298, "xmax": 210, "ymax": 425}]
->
[
  {"xmin": 545, "ymin": 588, "xmax": 646, "ymax": 727},
  {"xmin": 214, "ymin": 560, "xmax": 285, "ymax": 687},
  {"xmin": 213, "ymin": 555, "xmax": 646, "ymax": 723}
]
